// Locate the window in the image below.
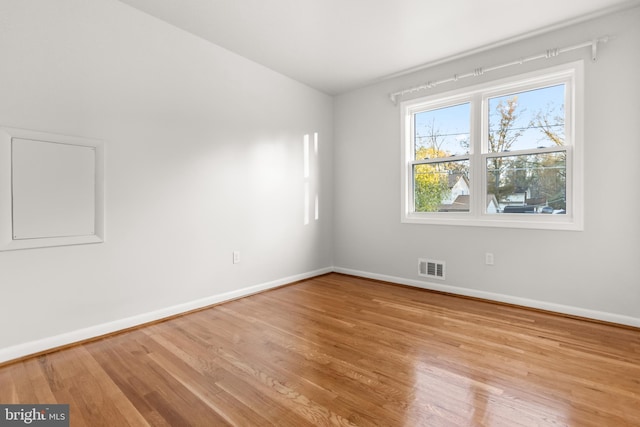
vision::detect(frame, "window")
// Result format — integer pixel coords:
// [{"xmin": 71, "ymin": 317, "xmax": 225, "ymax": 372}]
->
[{"xmin": 401, "ymin": 62, "xmax": 583, "ymax": 230}]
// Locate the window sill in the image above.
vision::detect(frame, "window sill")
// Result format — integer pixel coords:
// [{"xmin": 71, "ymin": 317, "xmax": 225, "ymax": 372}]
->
[{"xmin": 402, "ymin": 213, "xmax": 583, "ymax": 231}]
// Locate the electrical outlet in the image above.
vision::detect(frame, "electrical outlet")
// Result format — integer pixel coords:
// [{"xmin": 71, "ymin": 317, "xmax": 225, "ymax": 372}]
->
[
  {"xmin": 233, "ymin": 251, "xmax": 240, "ymax": 264},
  {"xmin": 485, "ymin": 252, "xmax": 494, "ymax": 265}
]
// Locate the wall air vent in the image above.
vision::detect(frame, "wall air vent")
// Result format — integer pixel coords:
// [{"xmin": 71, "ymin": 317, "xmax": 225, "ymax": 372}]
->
[{"xmin": 418, "ymin": 258, "xmax": 445, "ymax": 280}]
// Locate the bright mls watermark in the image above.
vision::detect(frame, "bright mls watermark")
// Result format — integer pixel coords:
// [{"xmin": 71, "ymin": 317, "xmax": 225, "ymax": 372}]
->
[{"xmin": 0, "ymin": 405, "xmax": 69, "ymax": 426}]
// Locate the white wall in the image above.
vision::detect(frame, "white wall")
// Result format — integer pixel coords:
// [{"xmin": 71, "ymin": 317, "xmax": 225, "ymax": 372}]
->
[
  {"xmin": 333, "ymin": 8, "xmax": 640, "ymax": 325},
  {"xmin": 0, "ymin": 0, "xmax": 333, "ymax": 360}
]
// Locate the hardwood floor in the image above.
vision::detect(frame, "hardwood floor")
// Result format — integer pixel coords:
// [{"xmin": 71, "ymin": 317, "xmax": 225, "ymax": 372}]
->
[{"xmin": 1, "ymin": 273, "xmax": 639, "ymax": 426}]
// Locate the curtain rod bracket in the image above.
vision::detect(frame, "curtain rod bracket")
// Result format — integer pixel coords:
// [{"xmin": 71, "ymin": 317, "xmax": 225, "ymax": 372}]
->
[
  {"xmin": 546, "ymin": 48, "xmax": 559, "ymax": 59},
  {"xmin": 591, "ymin": 36, "xmax": 609, "ymax": 62}
]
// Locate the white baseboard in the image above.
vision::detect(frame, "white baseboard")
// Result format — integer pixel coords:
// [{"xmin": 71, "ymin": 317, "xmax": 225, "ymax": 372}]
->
[
  {"xmin": 333, "ymin": 267, "xmax": 640, "ymax": 328},
  {"xmin": 0, "ymin": 267, "xmax": 333, "ymax": 364},
  {"xmin": 3, "ymin": 265, "xmax": 637, "ymax": 364}
]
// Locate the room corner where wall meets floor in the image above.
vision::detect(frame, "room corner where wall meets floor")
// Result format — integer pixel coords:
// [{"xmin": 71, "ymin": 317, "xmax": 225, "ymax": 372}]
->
[
  {"xmin": 0, "ymin": 268, "xmax": 334, "ymax": 365},
  {"xmin": 0, "ymin": 0, "xmax": 333, "ymax": 361},
  {"xmin": 332, "ymin": 6, "xmax": 640, "ymax": 328}
]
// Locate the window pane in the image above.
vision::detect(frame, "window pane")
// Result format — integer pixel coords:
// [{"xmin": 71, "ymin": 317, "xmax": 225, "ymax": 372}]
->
[
  {"xmin": 413, "ymin": 160, "xmax": 470, "ymax": 212},
  {"xmin": 486, "ymin": 152, "xmax": 566, "ymax": 214},
  {"xmin": 488, "ymin": 84, "xmax": 565, "ymax": 152},
  {"xmin": 414, "ymin": 103, "xmax": 470, "ymax": 160}
]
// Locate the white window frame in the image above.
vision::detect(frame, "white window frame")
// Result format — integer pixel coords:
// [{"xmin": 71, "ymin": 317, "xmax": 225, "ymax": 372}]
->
[{"xmin": 400, "ymin": 61, "xmax": 584, "ymax": 231}]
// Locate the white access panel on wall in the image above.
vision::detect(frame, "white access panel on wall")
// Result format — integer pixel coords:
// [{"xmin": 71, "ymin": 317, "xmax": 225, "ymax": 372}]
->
[
  {"xmin": 0, "ymin": 127, "xmax": 104, "ymax": 251},
  {"xmin": 12, "ymin": 138, "xmax": 96, "ymax": 239}
]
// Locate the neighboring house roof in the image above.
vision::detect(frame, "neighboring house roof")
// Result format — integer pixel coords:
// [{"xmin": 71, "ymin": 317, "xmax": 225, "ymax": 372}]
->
[
  {"xmin": 438, "ymin": 194, "xmax": 499, "ymax": 212},
  {"xmin": 448, "ymin": 173, "xmax": 469, "ymax": 189},
  {"xmin": 438, "ymin": 194, "xmax": 469, "ymax": 212},
  {"xmin": 525, "ymin": 197, "xmax": 547, "ymax": 206},
  {"xmin": 487, "ymin": 194, "xmax": 499, "ymax": 209}
]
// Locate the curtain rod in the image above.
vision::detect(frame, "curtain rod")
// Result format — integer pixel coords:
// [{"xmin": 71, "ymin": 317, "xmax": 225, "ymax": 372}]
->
[{"xmin": 389, "ymin": 36, "xmax": 609, "ymax": 104}]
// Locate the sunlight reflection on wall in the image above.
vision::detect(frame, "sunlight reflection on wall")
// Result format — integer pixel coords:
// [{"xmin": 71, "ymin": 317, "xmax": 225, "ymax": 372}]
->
[{"xmin": 304, "ymin": 132, "xmax": 319, "ymax": 225}]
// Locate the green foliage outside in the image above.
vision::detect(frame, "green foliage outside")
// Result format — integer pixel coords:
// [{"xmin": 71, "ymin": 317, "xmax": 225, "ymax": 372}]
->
[{"xmin": 414, "ymin": 147, "xmax": 451, "ymax": 212}]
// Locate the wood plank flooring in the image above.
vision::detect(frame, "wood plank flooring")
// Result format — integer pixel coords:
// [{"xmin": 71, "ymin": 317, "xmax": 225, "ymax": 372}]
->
[{"xmin": 1, "ymin": 273, "xmax": 639, "ymax": 426}]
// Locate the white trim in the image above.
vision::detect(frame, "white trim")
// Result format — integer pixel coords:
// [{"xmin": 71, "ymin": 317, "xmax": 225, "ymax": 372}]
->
[
  {"xmin": 0, "ymin": 267, "xmax": 333, "ymax": 364},
  {"xmin": 333, "ymin": 267, "xmax": 640, "ymax": 329}
]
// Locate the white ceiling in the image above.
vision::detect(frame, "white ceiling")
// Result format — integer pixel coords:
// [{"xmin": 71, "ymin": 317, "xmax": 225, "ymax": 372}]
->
[{"xmin": 118, "ymin": 0, "xmax": 639, "ymax": 95}]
